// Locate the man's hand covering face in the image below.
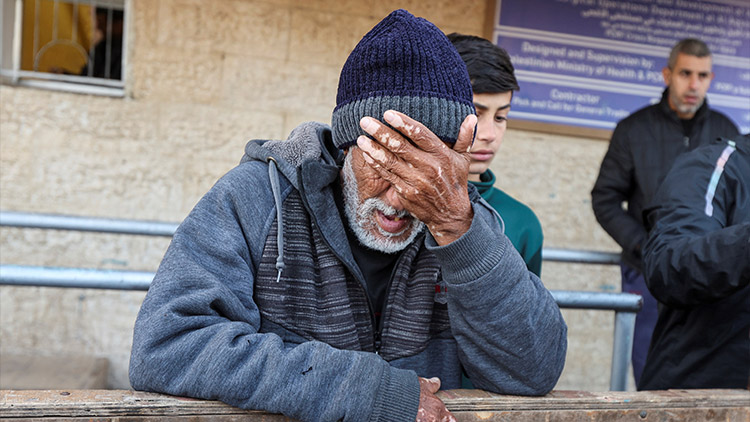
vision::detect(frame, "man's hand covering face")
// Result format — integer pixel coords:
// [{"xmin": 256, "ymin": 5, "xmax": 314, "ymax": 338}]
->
[{"xmin": 356, "ymin": 110, "xmax": 477, "ymax": 246}]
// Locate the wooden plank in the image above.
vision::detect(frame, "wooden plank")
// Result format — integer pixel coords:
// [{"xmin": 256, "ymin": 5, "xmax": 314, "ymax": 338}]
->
[
  {"xmin": 440, "ymin": 388, "xmax": 750, "ymax": 410},
  {"xmin": 1, "ymin": 389, "xmax": 748, "ymax": 421},
  {"xmin": 1, "ymin": 390, "xmax": 257, "ymax": 418}
]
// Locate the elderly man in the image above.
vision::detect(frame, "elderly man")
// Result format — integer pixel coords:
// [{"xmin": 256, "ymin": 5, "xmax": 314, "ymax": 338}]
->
[{"xmin": 129, "ymin": 9, "xmax": 567, "ymax": 422}]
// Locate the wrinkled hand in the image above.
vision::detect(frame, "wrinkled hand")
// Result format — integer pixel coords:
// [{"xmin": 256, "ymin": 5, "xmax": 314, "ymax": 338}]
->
[
  {"xmin": 357, "ymin": 110, "xmax": 477, "ymax": 245},
  {"xmin": 417, "ymin": 377, "xmax": 456, "ymax": 422}
]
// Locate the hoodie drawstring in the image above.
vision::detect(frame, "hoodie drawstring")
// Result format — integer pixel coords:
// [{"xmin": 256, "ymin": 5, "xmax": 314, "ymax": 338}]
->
[{"xmin": 268, "ymin": 157, "xmax": 285, "ymax": 282}]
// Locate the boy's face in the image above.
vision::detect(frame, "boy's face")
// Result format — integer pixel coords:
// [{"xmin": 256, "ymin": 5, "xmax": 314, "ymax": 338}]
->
[{"xmin": 468, "ymin": 91, "xmax": 512, "ymax": 181}]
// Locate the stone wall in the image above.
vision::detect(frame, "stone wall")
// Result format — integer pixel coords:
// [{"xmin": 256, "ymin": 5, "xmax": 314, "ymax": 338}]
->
[{"xmin": 0, "ymin": 0, "xmax": 623, "ymax": 390}]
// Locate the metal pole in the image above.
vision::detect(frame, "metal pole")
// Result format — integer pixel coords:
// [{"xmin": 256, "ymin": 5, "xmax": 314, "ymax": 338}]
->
[
  {"xmin": 1, "ymin": 212, "xmax": 624, "ymax": 264},
  {"xmin": 551, "ymin": 290, "xmax": 641, "ymax": 391},
  {"xmin": 0, "ymin": 211, "xmax": 178, "ymax": 237},
  {"xmin": 0, "ymin": 265, "xmax": 153, "ymax": 291},
  {"xmin": 610, "ymin": 311, "xmax": 636, "ymax": 391},
  {"xmin": 1, "ymin": 268, "xmax": 644, "ymax": 312},
  {"xmin": 543, "ymin": 248, "xmax": 620, "ymax": 265},
  {"xmin": 11, "ymin": 0, "xmax": 24, "ymax": 83},
  {"xmin": 550, "ymin": 290, "xmax": 642, "ymax": 312}
]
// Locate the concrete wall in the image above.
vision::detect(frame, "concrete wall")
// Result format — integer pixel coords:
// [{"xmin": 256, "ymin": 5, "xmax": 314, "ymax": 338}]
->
[{"xmin": 0, "ymin": 0, "xmax": 623, "ymax": 391}]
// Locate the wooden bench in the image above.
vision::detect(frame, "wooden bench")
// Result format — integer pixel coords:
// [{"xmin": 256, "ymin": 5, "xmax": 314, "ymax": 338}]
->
[{"xmin": 1, "ymin": 389, "xmax": 748, "ymax": 421}]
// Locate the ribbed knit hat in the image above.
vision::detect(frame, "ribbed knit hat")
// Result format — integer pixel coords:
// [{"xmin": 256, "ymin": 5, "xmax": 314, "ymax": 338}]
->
[{"xmin": 332, "ymin": 9, "xmax": 475, "ymax": 149}]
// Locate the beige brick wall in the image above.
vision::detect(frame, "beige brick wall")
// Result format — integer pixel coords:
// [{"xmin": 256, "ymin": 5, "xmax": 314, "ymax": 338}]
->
[{"xmin": 1, "ymin": 0, "xmax": 624, "ymax": 391}]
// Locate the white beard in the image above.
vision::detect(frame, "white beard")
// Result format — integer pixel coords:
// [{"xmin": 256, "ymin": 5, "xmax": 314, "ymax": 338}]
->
[
  {"xmin": 341, "ymin": 154, "xmax": 424, "ymax": 254},
  {"xmin": 672, "ymin": 90, "xmax": 704, "ymax": 117}
]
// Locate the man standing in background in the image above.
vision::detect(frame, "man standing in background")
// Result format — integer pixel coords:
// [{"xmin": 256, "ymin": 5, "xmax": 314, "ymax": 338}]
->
[
  {"xmin": 448, "ymin": 33, "xmax": 544, "ymax": 277},
  {"xmin": 591, "ymin": 38, "xmax": 739, "ymax": 385}
]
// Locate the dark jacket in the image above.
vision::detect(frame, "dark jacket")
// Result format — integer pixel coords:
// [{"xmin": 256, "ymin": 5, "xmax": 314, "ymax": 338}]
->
[
  {"xmin": 591, "ymin": 89, "xmax": 739, "ymax": 270},
  {"xmin": 129, "ymin": 122, "xmax": 568, "ymax": 422},
  {"xmin": 639, "ymin": 135, "xmax": 750, "ymax": 390}
]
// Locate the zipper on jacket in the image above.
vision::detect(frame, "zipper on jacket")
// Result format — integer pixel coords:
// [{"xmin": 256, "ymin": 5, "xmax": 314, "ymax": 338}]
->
[
  {"xmin": 306, "ymin": 222, "xmax": 380, "ymax": 352},
  {"xmin": 367, "ymin": 252, "xmax": 404, "ymax": 355},
  {"xmin": 312, "ymin": 225, "xmax": 417, "ymax": 355},
  {"xmin": 374, "ymin": 330, "xmax": 382, "ymax": 354},
  {"xmin": 301, "ymin": 177, "xmax": 425, "ymax": 355},
  {"xmin": 373, "ymin": 241, "xmax": 422, "ymax": 354},
  {"xmin": 340, "ymin": 257, "xmax": 380, "ymax": 353},
  {"xmin": 683, "ymin": 136, "xmax": 690, "ymax": 148},
  {"xmin": 297, "ymin": 180, "xmax": 382, "ymax": 354}
]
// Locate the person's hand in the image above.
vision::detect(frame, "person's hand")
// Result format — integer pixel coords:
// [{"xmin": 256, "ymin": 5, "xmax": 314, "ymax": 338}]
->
[
  {"xmin": 357, "ymin": 110, "xmax": 478, "ymax": 245},
  {"xmin": 417, "ymin": 377, "xmax": 456, "ymax": 422}
]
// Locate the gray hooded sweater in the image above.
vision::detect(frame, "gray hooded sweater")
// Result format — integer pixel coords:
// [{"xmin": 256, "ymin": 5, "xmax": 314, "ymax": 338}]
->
[{"xmin": 129, "ymin": 122, "xmax": 567, "ymax": 422}]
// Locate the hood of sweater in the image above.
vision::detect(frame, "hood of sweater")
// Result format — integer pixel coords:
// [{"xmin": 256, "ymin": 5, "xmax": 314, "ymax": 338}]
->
[
  {"xmin": 240, "ymin": 121, "xmax": 342, "ymax": 190},
  {"xmin": 238, "ymin": 121, "xmax": 350, "ymax": 282}
]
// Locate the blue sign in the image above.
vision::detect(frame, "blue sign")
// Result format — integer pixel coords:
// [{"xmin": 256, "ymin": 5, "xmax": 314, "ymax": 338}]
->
[{"xmin": 494, "ymin": 0, "xmax": 750, "ymax": 133}]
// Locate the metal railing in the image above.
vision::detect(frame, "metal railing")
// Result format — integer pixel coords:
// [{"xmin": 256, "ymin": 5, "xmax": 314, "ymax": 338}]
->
[
  {"xmin": 0, "ymin": 211, "xmax": 622, "ymax": 263},
  {"xmin": 0, "ymin": 211, "xmax": 179, "ymax": 237},
  {"xmin": 0, "ymin": 210, "xmax": 639, "ymax": 390}
]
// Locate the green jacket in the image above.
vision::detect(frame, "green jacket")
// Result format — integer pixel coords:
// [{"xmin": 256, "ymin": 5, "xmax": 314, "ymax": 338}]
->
[{"xmin": 470, "ymin": 169, "xmax": 544, "ymax": 276}]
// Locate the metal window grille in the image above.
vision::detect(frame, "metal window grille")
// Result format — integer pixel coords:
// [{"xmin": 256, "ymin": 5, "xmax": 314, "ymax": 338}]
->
[{"xmin": 0, "ymin": 0, "xmax": 126, "ymax": 96}]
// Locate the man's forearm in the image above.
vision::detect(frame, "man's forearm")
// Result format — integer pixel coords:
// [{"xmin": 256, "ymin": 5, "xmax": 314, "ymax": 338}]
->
[{"xmin": 428, "ymin": 201, "xmax": 567, "ymax": 395}]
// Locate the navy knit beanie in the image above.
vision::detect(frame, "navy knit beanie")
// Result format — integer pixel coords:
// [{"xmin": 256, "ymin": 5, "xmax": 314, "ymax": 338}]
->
[{"xmin": 332, "ymin": 9, "xmax": 475, "ymax": 149}]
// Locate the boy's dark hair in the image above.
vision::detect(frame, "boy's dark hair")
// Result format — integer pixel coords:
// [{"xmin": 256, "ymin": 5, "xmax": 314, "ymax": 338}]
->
[{"xmin": 447, "ymin": 33, "xmax": 519, "ymax": 95}]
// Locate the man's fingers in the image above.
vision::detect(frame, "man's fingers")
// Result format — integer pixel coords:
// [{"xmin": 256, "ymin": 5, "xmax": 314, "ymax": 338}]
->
[
  {"xmin": 428, "ymin": 377, "xmax": 441, "ymax": 392},
  {"xmin": 356, "ymin": 134, "xmax": 420, "ymax": 197},
  {"xmin": 356, "ymin": 136, "xmax": 405, "ymax": 179},
  {"xmin": 382, "ymin": 110, "xmax": 446, "ymax": 153},
  {"xmin": 454, "ymin": 114, "xmax": 477, "ymax": 155},
  {"xmin": 357, "ymin": 135, "xmax": 390, "ymax": 165},
  {"xmin": 419, "ymin": 376, "xmax": 441, "ymax": 393},
  {"xmin": 382, "ymin": 110, "xmax": 427, "ymax": 141},
  {"xmin": 417, "ymin": 377, "xmax": 453, "ymax": 422},
  {"xmin": 360, "ymin": 116, "xmax": 414, "ymax": 156},
  {"xmin": 361, "ymin": 110, "xmax": 475, "ymax": 156},
  {"xmin": 357, "ymin": 137, "xmax": 411, "ymax": 194}
]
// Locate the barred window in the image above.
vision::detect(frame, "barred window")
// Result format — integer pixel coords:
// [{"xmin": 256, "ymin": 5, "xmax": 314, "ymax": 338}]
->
[{"xmin": 1, "ymin": 0, "xmax": 126, "ymax": 96}]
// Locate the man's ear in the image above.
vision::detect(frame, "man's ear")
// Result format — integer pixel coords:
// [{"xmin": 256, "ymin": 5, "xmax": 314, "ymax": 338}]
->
[{"xmin": 662, "ymin": 66, "xmax": 671, "ymax": 86}]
